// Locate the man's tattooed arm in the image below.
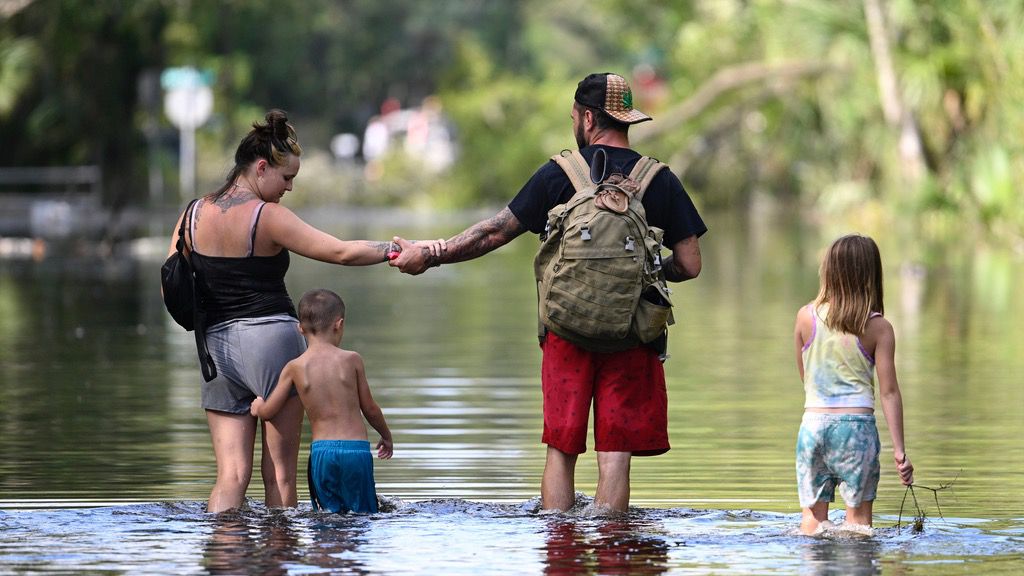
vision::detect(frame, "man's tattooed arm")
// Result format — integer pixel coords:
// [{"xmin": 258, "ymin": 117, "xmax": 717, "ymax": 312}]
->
[
  {"xmin": 427, "ymin": 207, "xmax": 526, "ymax": 266},
  {"xmin": 662, "ymin": 235, "xmax": 702, "ymax": 282}
]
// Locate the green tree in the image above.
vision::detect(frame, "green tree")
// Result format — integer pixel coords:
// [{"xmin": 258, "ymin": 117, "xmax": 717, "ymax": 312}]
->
[
  {"xmin": 0, "ymin": 0, "xmax": 168, "ymax": 238},
  {"xmin": 438, "ymin": 0, "xmax": 1023, "ymax": 239},
  {"xmin": 0, "ymin": 0, "xmax": 1020, "ymax": 243}
]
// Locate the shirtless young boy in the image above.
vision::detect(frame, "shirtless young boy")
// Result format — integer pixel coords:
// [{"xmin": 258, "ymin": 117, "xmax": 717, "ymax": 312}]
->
[{"xmin": 251, "ymin": 288, "xmax": 393, "ymax": 513}]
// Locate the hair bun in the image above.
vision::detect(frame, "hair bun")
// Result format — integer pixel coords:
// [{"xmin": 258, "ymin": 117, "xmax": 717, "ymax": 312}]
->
[
  {"xmin": 246, "ymin": 109, "xmax": 301, "ymax": 161},
  {"xmin": 265, "ymin": 109, "xmax": 291, "ymax": 139}
]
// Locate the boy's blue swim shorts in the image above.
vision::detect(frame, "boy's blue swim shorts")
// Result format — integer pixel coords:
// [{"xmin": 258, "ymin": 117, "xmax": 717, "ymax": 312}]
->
[{"xmin": 308, "ymin": 440, "xmax": 378, "ymax": 514}]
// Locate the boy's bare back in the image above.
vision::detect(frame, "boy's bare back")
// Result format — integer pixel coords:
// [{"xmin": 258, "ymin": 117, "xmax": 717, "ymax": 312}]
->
[{"xmin": 285, "ymin": 345, "xmax": 371, "ymax": 442}]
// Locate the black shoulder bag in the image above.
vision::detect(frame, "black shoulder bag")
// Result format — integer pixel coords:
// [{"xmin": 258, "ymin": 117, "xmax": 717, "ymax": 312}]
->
[{"xmin": 160, "ymin": 199, "xmax": 218, "ymax": 382}]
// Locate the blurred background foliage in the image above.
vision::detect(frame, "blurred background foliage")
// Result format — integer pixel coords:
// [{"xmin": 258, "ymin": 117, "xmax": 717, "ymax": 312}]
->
[{"xmin": 0, "ymin": 0, "xmax": 1020, "ymax": 245}]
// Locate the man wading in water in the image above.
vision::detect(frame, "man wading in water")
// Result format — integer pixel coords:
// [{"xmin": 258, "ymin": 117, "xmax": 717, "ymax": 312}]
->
[{"xmin": 391, "ymin": 73, "xmax": 706, "ymax": 512}]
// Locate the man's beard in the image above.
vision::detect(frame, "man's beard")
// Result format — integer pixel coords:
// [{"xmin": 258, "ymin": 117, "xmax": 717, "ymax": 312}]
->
[{"xmin": 575, "ymin": 121, "xmax": 588, "ymax": 149}]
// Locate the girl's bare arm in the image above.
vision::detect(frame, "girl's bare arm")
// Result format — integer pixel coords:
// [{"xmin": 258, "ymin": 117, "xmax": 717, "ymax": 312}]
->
[{"xmin": 872, "ymin": 317, "xmax": 914, "ymax": 485}]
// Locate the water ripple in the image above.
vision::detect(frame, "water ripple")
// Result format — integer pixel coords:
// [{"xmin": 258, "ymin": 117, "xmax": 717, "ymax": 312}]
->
[{"xmin": 2, "ymin": 499, "xmax": 1021, "ymax": 574}]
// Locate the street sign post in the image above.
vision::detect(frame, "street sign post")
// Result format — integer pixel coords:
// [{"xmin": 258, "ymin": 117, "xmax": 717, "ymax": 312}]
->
[{"xmin": 161, "ymin": 67, "xmax": 213, "ymax": 199}]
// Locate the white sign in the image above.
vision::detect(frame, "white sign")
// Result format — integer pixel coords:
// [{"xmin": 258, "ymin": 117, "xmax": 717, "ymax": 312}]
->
[
  {"xmin": 161, "ymin": 67, "xmax": 214, "ymax": 130},
  {"xmin": 164, "ymin": 86, "xmax": 213, "ymax": 130},
  {"xmin": 160, "ymin": 67, "xmax": 214, "ymax": 197}
]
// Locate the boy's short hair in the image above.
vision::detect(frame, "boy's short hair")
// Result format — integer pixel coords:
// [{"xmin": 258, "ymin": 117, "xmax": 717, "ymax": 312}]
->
[{"xmin": 298, "ymin": 288, "xmax": 345, "ymax": 334}]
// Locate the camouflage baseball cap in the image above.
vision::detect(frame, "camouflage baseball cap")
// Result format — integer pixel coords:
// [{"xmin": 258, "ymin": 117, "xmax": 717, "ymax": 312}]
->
[{"xmin": 574, "ymin": 72, "xmax": 652, "ymax": 125}]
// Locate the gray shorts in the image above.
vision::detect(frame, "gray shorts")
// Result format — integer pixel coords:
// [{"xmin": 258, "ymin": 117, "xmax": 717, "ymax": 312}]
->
[{"xmin": 201, "ymin": 314, "xmax": 306, "ymax": 414}]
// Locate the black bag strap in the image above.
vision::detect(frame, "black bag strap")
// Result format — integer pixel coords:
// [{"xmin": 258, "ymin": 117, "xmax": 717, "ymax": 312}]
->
[
  {"xmin": 178, "ymin": 198, "xmax": 217, "ymax": 382},
  {"xmin": 194, "ymin": 315, "xmax": 217, "ymax": 381},
  {"xmin": 176, "ymin": 198, "xmax": 199, "ymax": 254}
]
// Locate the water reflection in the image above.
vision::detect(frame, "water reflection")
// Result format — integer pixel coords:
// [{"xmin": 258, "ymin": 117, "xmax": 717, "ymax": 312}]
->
[
  {"xmin": 1, "ymin": 501, "xmax": 1022, "ymax": 574},
  {"xmin": 303, "ymin": 519, "xmax": 372, "ymax": 575},
  {"xmin": 898, "ymin": 261, "xmax": 927, "ymax": 338},
  {"xmin": 203, "ymin": 510, "xmax": 305, "ymax": 575},
  {"xmin": 542, "ymin": 516, "xmax": 670, "ymax": 575},
  {"xmin": 202, "ymin": 507, "xmax": 376, "ymax": 575},
  {"xmin": 798, "ymin": 535, "xmax": 882, "ymax": 576}
]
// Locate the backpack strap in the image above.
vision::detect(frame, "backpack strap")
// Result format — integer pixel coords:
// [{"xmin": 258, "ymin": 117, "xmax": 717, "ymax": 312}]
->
[
  {"xmin": 628, "ymin": 156, "xmax": 667, "ymax": 201},
  {"xmin": 550, "ymin": 149, "xmax": 593, "ymax": 193}
]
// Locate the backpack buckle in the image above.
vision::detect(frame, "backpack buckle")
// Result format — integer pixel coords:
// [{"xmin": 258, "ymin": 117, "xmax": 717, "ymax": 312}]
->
[
  {"xmin": 581, "ymin": 226, "xmax": 592, "ymax": 241},
  {"xmin": 624, "ymin": 236, "xmax": 635, "ymax": 251}
]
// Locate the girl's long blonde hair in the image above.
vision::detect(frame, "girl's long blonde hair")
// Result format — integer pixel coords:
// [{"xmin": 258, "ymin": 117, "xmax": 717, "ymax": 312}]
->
[{"xmin": 814, "ymin": 234, "xmax": 884, "ymax": 335}]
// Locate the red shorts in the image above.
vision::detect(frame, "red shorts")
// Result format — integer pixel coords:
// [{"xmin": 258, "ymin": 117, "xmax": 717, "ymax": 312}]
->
[{"xmin": 541, "ymin": 332, "xmax": 669, "ymax": 456}]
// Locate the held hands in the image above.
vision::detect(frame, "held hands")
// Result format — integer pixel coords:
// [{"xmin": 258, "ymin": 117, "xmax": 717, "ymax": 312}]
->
[
  {"xmin": 894, "ymin": 452, "xmax": 914, "ymax": 486},
  {"xmin": 376, "ymin": 436, "xmax": 393, "ymax": 460},
  {"xmin": 388, "ymin": 236, "xmax": 446, "ymax": 275}
]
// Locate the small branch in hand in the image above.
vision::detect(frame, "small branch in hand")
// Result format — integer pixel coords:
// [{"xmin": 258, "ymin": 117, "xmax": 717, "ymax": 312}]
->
[{"xmin": 896, "ymin": 471, "xmax": 960, "ymax": 533}]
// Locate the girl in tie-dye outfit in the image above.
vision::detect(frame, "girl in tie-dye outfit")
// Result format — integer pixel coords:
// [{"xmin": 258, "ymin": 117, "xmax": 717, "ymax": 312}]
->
[{"xmin": 793, "ymin": 234, "xmax": 915, "ymax": 534}]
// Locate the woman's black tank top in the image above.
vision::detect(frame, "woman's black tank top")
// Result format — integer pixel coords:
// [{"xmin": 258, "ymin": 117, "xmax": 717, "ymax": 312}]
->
[{"xmin": 189, "ymin": 200, "xmax": 296, "ymax": 326}]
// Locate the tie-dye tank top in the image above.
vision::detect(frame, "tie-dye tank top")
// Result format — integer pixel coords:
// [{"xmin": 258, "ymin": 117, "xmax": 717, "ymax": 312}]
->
[{"xmin": 802, "ymin": 304, "xmax": 879, "ymax": 409}]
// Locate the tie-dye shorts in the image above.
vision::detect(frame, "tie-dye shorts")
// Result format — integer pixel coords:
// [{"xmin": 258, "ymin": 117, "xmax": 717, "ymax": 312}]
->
[{"xmin": 795, "ymin": 412, "xmax": 880, "ymax": 508}]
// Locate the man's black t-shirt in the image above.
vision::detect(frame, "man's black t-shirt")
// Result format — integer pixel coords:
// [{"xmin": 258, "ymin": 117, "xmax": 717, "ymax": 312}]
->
[{"xmin": 507, "ymin": 145, "xmax": 707, "ymax": 248}]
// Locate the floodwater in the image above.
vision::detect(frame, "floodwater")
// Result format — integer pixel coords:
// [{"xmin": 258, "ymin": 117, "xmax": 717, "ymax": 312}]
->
[{"xmin": 1, "ymin": 206, "xmax": 1022, "ymax": 574}]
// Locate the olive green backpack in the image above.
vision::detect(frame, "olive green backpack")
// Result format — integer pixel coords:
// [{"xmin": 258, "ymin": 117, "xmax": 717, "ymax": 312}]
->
[{"xmin": 534, "ymin": 148, "xmax": 674, "ymax": 353}]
